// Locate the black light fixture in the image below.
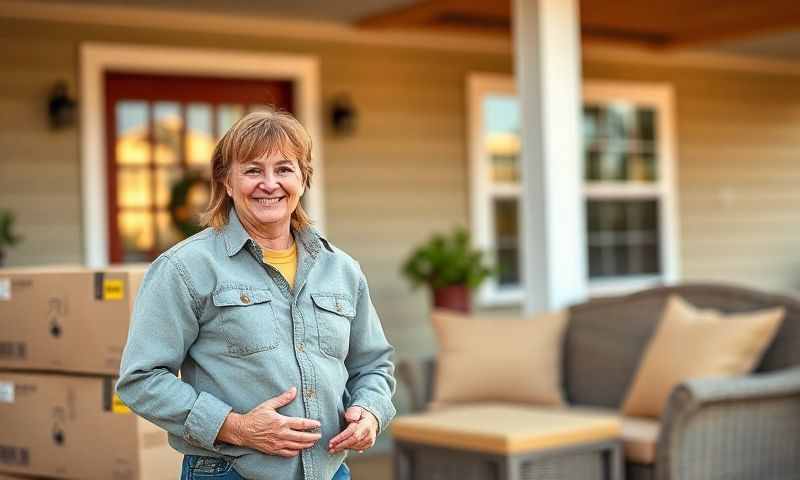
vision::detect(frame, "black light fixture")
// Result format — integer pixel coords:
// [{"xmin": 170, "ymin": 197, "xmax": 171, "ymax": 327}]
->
[
  {"xmin": 329, "ymin": 93, "xmax": 357, "ymax": 137},
  {"xmin": 47, "ymin": 81, "xmax": 77, "ymax": 130}
]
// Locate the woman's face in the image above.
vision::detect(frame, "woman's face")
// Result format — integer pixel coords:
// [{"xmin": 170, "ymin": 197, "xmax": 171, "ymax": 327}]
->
[{"xmin": 225, "ymin": 150, "xmax": 305, "ymax": 232}]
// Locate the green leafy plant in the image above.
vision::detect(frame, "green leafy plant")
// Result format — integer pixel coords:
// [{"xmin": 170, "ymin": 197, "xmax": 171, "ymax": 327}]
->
[{"xmin": 402, "ymin": 227, "xmax": 493, "ymax": 291}]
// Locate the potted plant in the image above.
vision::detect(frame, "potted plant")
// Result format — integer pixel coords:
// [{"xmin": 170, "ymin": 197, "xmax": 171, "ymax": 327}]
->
[
  {"xmin": 0, "ymin": 209, "xmax": 22, "ymax": 268},
  {"xmin": 402, "ymin": 227, "xmax": 493, "ymax": 313}
]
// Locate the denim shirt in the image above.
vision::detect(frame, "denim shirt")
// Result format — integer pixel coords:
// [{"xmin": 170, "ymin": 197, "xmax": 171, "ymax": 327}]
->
[{"xmin": 116, "ymin": 207, "xmax": 396, "ymax": 480}]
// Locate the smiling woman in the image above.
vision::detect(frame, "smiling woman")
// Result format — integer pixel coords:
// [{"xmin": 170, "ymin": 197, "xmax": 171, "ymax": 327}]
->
[
  {"xmin": 116, "ymin": 108, "xmax": 397, "ymax": 480},
  {"xmin": 201, "ymin": 110, "xmax": 314, "ymax": 242}
]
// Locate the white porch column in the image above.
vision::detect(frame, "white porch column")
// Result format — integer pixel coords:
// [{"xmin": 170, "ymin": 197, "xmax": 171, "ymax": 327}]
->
[{"xmin": 513, "ymin": 0, "xmax": 587, "ymax": 313}]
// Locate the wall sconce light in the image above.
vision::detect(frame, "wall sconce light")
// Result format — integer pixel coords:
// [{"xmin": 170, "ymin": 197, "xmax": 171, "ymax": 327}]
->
[
  {"xmin": 329, "ymin": 94, "xmax": 357, "ymax": 137},
  {"xmin": 48, "ymin": 81, "xmax": 77, "ymax": 130}
]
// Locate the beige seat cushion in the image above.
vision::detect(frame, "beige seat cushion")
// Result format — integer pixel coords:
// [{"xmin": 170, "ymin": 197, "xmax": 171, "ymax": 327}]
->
[
  {"xmin": 430, "ymin": 309, "xmax": 567, "ymax": 409},
  {"xmin": 621, "ymin": 415, "xmax": 659, "ymax": 464},
  {"xmin": 564, "ymin": 405, "xmax": 660, "ymax": 464},
  {"xmin": 621, "ymin": 295, "xmax": 785, "ymax": 418},
  {"xmin": 565, "ymin": 405, "xmax": 661, "ymax": 465},
  {"xmin": 393, "ymin": 403, "xmax": 620, "ymax": 454}
]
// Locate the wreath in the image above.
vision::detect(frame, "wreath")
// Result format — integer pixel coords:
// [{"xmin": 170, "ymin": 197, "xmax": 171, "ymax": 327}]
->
[{"xmin": 169, "ymin": 172, "xmax": 211, "ymax": 238}]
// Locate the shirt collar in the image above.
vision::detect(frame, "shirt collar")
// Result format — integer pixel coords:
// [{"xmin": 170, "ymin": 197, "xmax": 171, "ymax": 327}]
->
[
  {"xmin": 222, "ymin": 206, "xmax": 251, "ymax": 257},
  {"xmin": 222, "ymin": 205, "xmax": 330, "ymax": 258}
]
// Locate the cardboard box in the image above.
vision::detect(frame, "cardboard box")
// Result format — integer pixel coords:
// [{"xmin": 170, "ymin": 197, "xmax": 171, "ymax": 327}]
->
[
  {"xmin": 0, "ymin": 372, "xmax": 181, "ymax": 479},
  {"xmin": 0, "ymin": 266, "xmax": 147, "ymax": 375}
]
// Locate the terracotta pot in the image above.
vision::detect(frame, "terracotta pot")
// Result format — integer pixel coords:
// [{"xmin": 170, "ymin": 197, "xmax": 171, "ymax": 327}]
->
[{"xmin": 432, "ymin": 285, "xmax": 471, "ymax": 313}]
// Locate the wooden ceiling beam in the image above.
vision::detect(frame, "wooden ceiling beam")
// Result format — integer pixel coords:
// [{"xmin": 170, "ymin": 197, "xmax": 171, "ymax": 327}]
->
[
  {"xmin": 356, "ymin": 0, "xmax": 455, "ymax": 29},
  {"xmin": 355, "ymin": 0, "xmax": 800, "ymax": 51},
  {"xmin": 664, "ymin": 2, "xmax": 800, "ymax": 49},
  {"xmin": 356, "ymin": 0, "xmax": 510, "ymax": 30}
]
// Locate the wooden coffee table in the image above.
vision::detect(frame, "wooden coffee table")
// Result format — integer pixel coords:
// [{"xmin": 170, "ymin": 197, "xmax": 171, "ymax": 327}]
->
[{"xmin": 392, "ymin": 403, "xmax": 623, "ymax": 480}]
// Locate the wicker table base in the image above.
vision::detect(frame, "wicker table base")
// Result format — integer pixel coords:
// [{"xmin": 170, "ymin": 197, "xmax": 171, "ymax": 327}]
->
[{"xmin": 394, "ymin": 438, "xmax": 623, "ymax": 480}]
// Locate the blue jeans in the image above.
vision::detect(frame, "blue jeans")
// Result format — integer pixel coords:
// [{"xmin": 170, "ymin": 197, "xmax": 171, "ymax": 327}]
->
[{"xmin": 180, "ymin": 455, "xmax": 351, "ymax": 480}]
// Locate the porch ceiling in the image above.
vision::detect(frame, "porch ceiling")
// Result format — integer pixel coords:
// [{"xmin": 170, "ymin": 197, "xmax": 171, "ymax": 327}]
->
[
  {"xmin": 30, "ymin": 0, "xmax": 419, "ymax": 23},
  {"xmin": 12, "ymin": 0, "xmax": 800, "ymax": 60},
  {"xmin": 356, "ymin": 0, "xmax": 800, "ymax": 51}
]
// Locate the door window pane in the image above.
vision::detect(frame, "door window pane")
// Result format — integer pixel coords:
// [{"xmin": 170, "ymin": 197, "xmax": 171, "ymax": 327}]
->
[
  {"xmin": 186, "ymin": 103, "xmax": 215, "ymax": 168},
  {"xmin": 117, "ymin": 168, "xmax": 151, "ymax": 208},
  {"xmin": 483, "ymin": 95, "xmax": 520, "ymax": 184},
  {"xmin": 116, "ymin": 101, "xmax": 149, "ymax": 165},
  {"xmin": 154, "ymin": 102, "xmax": 182, "ymax": 166},
  {"xmin": 155, "ymin": 167, "xmax": 182, "ymax": 208},
  {"xmin": 217, "ymin": 104, "xmax": 245, "ymax": 138},
  {"xmin": 118, "ymin": 210, "xmax": 154, "ymax": 256}
]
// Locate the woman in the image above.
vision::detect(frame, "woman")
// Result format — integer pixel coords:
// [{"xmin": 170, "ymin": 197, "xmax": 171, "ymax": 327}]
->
[{"xmin": 117, "ymin": 109, "xmax": 396, "ymax": 480}]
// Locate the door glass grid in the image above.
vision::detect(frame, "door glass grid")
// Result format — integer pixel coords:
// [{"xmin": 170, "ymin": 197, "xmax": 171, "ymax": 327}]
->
[{"xmin": 115, "ymin": 102, "xmax": 245, "ymax": 262}]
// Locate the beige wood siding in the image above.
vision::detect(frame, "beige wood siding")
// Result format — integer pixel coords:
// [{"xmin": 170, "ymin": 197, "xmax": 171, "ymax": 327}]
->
[{"xmin": 0, "ymin": 17, "xmax": 511, "ymax": 359}]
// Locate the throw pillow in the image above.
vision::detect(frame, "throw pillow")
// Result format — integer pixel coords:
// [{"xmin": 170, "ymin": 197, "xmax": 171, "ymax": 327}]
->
[
  {"xmin": 429, "ymin": 308, "xmax": 568, "ymax": 409},
  {"xmin": 621, "ymin": 295, "xmax": 785, "ymax": 418}
]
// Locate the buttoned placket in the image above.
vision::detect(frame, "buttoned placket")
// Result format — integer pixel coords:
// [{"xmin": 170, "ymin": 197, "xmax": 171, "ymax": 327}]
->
[{"xmin": 248, "ymin": 237, "xmax": 320, "ymax": 480}]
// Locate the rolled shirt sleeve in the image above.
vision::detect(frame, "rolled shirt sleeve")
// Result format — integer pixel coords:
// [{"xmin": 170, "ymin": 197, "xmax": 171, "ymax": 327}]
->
[
  {"xmin": 116, "ymin": 254, "xmax": 231, "ymax": 450},
  {"xmin": 345, "ymin": 267, "xmax": 397, "ymax": 434}
]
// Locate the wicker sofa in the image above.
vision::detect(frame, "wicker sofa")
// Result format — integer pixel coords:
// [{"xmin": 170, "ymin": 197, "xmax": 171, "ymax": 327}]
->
[{"xmin": 397, "ymin": 283, "xmax": 800, "ymax": 480}]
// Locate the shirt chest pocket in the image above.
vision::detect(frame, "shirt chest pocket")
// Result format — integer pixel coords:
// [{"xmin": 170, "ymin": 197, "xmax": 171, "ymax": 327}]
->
[
  {"xmin": 212, "ymin": 287, "xmax": 279, "ymax": 356},
  {"xmin": 311, "ymin": 293, "xmax": 354, "ymax": 360}
]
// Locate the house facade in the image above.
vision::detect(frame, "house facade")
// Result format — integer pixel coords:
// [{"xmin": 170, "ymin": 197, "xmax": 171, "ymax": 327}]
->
[{"xmin": 1, "ymin": 0, "xmax": 800, "ymax": 366}]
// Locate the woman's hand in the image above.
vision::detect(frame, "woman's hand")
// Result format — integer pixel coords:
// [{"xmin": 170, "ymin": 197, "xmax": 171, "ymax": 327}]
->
[
  {"xmin": 218, "ymin": 386, "xmax": 322, "ymax": 458},
  {"xmin": 328, "ymin": 406, "xmax": 378, "ymax": 454}
]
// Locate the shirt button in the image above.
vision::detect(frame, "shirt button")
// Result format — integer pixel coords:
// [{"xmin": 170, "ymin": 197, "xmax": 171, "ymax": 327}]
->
[
  {"xmin": 296, "ymin": 343, "xmax": 305, "ymax": 352},
  {"xmin": 305, "ymin": 388, "xmax": 315, "ymax": 399},
  {"xmin": 335, "ymin": 302, "xmax": 343, "ymax": 313},
  {"xmin": 240, "ymin": 293, "xmax": 251, "ymax": 304}
]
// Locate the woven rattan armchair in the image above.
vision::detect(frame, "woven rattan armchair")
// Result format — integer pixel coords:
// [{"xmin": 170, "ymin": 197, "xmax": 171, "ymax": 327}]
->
[{"xmin": 397, "ymin": 283, "xmax": 800, "ymax": 480}]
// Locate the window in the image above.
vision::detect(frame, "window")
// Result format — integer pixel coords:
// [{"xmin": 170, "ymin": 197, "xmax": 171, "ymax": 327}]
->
[
  {"xmin": 468, "ymin": 75, "xmax": 524, "ymax": 305},
  {"xmin": 468, "ymin": 74, "xmax": 678, "ymax": 304}
]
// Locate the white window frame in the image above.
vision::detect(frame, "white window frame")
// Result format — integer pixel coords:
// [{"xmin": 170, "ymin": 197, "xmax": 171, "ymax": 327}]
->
[
  {"xmin": 468, "ymin": 73, "xmax": 680, "ymax": 305},
  {"xmin": 468, "ymin": 74, "xmax": 524, "ymax": 306},
  {"xmin": 583, "ymin": 81, "xmax": 680, "ymax": 297}
]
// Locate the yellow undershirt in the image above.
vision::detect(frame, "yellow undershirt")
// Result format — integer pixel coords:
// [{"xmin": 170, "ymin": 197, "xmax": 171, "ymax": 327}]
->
[{"xmin": 262, "ymin": 241, "xmax": 298, "ymax": 288}]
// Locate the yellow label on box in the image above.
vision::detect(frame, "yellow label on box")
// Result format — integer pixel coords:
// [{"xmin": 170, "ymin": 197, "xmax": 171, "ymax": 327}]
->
[
  {"xmin": 103, "ymin": 279, "xmax": 125, "ymax": 301},
  {"xmin": 112, "ymin": 393, "xmax": 131, "ymax": 414}
]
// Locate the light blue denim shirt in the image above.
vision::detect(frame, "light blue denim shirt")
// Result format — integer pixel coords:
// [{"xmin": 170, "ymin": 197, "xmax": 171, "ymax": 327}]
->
[{"xmin": 117, "ymin": 207, "xmax": 396, "ymax": 480}]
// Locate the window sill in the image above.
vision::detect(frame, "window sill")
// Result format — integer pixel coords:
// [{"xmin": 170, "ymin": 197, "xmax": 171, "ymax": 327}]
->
[
  {"xmin": 475, "ymin": 284, "xmax": 524, "ymax": 308},
  {"xmin": 588, "ymin": 274, "xmax": 665, "ymax": 298}
]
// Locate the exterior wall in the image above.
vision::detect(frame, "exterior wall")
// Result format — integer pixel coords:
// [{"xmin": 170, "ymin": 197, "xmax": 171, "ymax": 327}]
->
[
  {"xmin": 0, "ymin": 16, "xmax": 510, "ymax": 362},
  {"xmin": 2, "ymin": 15, "xmax": 800, "ymax": 368}
]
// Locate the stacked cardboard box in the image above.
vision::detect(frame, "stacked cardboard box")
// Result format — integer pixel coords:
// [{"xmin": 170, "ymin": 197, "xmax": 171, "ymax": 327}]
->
[{"xmin": 0, "ymin": 266, "xmax": 182, "ymax": 480}]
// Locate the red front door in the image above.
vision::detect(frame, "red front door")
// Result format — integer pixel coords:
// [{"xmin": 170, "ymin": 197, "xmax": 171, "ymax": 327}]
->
[{"xmin": 104, "ymin": 72, "xmax": 293, "ymax": 263}]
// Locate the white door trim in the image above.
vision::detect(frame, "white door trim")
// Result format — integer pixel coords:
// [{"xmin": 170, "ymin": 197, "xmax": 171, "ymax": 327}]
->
[{"xmin": 79, "ymin": 42, "xmax": 324, "ymax": 267}]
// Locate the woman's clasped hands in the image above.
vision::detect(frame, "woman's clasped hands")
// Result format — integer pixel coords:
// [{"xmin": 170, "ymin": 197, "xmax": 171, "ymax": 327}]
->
[
  {"xmin": 328, "ymin": 405, "xmax": 378, "ymax": 454},
  {"xmin": 218, "ymin": 386, "xmax": 378, "ymax": 457},
  {"xmin": 218, "ymin": 386, "xmax": 320, "ymax": 458}
]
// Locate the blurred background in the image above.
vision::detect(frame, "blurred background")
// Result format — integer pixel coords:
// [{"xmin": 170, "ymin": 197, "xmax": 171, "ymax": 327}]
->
[{"xmin": 1, "ymin": 0, "xmax": 800, "ymax": 478}]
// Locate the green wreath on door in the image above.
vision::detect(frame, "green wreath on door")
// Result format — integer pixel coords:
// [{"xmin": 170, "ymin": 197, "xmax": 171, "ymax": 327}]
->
[{"xmin": 168, "ymin": 172, "xmax": 211, "ymax": 239}]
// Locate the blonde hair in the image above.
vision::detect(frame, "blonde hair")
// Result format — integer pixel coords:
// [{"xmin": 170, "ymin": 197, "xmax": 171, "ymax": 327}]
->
[{"xmin": 199, "ymin": 109, "xmax": 314, "ymax": 231}]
